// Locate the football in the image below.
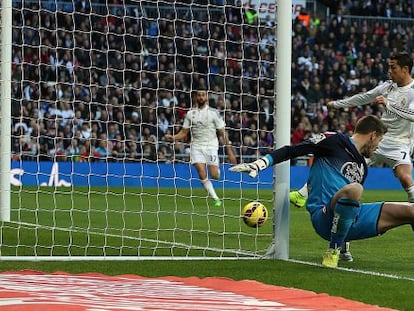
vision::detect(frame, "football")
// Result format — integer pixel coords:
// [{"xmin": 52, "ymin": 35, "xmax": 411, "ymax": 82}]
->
[{"xmin": 241, "ymin": 201, "xmax": 268, "ymax": 228}]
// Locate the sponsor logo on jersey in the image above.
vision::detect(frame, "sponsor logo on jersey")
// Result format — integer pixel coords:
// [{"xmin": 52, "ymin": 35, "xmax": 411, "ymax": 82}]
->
[{"xmin": 341, "ymin": 161, "xmax": 364, "ymax": 183}]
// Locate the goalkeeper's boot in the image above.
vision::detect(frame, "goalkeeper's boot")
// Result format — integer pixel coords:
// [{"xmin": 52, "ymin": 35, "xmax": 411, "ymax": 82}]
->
[
  {"xmin": 214, "ymin": 199, "xmax": 222, "ymax": 208},
  {"xmin": 229, "ymin": 157, "xmax": 270, "ymax": 178},
  {"xmin": 321, "ymin": 248, "xmax": 340, "ymax": 268},
  {"xmin": 289, "ymin": 191, "xmax": 307, "ymax": 208},
  {"xmin": 339, "ymin": 241, "xmax": 353, "ymax": 262}
]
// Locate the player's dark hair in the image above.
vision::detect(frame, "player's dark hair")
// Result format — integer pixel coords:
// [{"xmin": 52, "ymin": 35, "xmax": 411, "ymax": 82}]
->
[
  {"xmin": 390, "ymin": 52, "xmax": 413, "ymax": 72},
  {"xmin": 191, "ymin": 89, "xmax": 208, "ymax": 98},
  {"xmin": 354, "ymin": 115, "xmax": 388, "ymax": 136}
]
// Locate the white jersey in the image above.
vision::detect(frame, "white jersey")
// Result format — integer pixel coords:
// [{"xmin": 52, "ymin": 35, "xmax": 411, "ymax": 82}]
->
[
  {"xmin": 334, "ymin": 80, "xmax": 414, "ymax": 146},
  {"xmin": 182, "ymin": 105, "xmax": 225, "ymax": 149}
]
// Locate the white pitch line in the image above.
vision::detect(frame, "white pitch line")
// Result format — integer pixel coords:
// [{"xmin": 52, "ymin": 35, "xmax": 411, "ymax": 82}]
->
[
  {"xmin": 10, "ymin": 221, "xmax": 260, "ymax": 258},
  {"xmin": 289, "ymin": 258, "xmax": 414, "ymax": 282},
  {"xmin": 7, "ymin": 221, "xmax": 414, "ymax": 280}
]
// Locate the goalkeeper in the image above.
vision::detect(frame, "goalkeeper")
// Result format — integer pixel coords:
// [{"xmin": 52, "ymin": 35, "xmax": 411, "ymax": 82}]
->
[
  {"xmin": 292, "ymin": 52, "xmax": 414, "ymax": 207},
  {"xmin": 230, "ymin": 115, "xmax": 414, "ymax": 268},
  {"xmin": 290, "ymin": 52, "xmax": 414, "ymax": 262}
]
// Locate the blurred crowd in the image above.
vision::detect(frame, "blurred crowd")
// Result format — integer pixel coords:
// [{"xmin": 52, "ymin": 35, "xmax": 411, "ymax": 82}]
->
[{"xmin": 10, "ymin": 0, "xmax": 414, "ymax": 164}]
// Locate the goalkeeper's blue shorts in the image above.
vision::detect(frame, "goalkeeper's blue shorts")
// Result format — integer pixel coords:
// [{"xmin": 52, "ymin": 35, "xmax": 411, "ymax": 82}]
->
[{"xmin": 309, "ymin": 202, "xmax": 383, "ymax": 241}]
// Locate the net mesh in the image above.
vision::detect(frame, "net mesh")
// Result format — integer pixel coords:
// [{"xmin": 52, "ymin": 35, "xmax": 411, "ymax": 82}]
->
[{"xmin": 1, "ymin": 0, "xmax": 275, "ymax": 259}]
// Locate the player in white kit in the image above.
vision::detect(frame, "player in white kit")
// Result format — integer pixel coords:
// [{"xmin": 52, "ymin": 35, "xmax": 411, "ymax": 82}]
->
[
  {"xmin": 165, "ymin": 90, "xmax": 237, "ymax": 207},
  {"xmin": 290, "ymin": 52, "xmax": 414, "ymax": 261},
  {"xmin": 333, "ymin": 52, "xmax": 414, "ymax": 197}
]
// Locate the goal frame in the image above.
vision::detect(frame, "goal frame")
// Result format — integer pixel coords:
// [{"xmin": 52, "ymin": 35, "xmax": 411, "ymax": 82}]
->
[
  {"xmin": 0, "ymin": 0, "xmax": 291, "ymax": 261},
  {"xmin": 0, "ymin": 0, "xmax": 12, "ymax": 223}
]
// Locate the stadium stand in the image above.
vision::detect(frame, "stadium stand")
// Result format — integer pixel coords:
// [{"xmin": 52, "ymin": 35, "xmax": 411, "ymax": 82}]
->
[{"xmin": 10, "ymin": 0, "xmax": 414, "ymax": 163}]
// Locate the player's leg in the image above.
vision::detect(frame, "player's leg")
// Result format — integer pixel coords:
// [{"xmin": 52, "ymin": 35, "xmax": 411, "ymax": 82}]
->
[
  {"xmin": 339, "ymin": 241, "xmax": 353, "ymax": 262},
  {"xmin": 195, "ymin": 162, "xmax": 221, "ymax": 206},
  {"xmin": 207, "ymin": 163, "xmax": 222, "ymax": 207},
  {"xmin": 322, "ymin": 182, "xmax": 362, "ymax": 268},
  {"xmin": 291, "ymin": 176, "xmax": 350, "ymax": 258},
  {"xmin": 191, "ymin": 148, "xmax": 221, "ymax": 206},
  {"xmin": 382, "ymin": 146, "xmax": 414, "ymax": 230},
  {"xmin": 202, "ymin": 148, "xmax": 222, "ymax": 206},
  {"xmin": 394, "ymin": 163, "xmax": 414, "ymax": 203},
  {"xmin": 290, "ymin": 183, "xmax": 308, "ymax": 208},
  {"xmin": 346, "ymin": 200, "xmax": 414, "ymax": 259},
  {"xmin": 377, "ymin": 202, "xmax": 414, "ymax": 234},
  {"xmin": 373, "ymin": 144, "xmax": 414, "ymax": 202},
  {"xmin": 206, "ymin": 149, "xmax": 222, "ymax": 207}
]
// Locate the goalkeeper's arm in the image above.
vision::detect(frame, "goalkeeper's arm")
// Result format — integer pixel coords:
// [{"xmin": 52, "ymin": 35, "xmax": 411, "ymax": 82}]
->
[{"xmin": 229, "ymin": 141, "xmax": 317, "ymax": 177}]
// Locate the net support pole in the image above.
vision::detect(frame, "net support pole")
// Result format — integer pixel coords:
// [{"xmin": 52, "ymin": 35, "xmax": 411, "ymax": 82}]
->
[
  {"xmin": 0, "ymin": 0, "xmax": 12, "ymax": 222},
  {"xmin": 265, "ymin": 0, "xmax": 292, "ymax": 260}
]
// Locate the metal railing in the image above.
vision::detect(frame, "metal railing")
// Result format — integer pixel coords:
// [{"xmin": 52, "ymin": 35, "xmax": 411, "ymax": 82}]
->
[{"xmin": 342, "ymin": 14, "xmax": 414, "ymax": 30}]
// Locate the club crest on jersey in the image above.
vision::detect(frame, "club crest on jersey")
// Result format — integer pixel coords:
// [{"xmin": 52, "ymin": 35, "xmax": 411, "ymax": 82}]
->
[
  {"xmin": 341, "ymin": 161, "xmax": 364, "ymax": 183},
  {"xmin": 309, "ymin": 133, "xmax": 326, "ymax": 144}
]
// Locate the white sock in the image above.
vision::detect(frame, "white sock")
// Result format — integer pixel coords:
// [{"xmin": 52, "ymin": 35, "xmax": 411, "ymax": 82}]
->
[
  {"xmin": 406, "ymin": 184, "xmax": 414, "ymax": 203},
  {"xmin": 298, "ymin": 183, "xmax": 308, "ymax": 197},
  {"xmin": 201, "ymin": 178, "xmax": 219, "ymax": 200}
]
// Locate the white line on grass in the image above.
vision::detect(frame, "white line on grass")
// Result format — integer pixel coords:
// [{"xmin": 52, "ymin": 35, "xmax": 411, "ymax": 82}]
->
[
  {"xmin": 289, "ymin": 258, "xmax": 414, "ymax": 282},
  {"xmin": 8, "ymin": 221, "xmax": 414, "ymax": 281},
  {"xmin": 9, "ymin": 221, "xmax": 261, "ymax": 258}
]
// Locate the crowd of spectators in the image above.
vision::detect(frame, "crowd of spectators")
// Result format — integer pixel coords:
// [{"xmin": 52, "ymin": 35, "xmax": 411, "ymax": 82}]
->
[
  {"xmin": 9, "ymin": 0, "xmax": 414, "ymax": 164},
  {"xmin": 320, "ymin": 0, "xmax": 414, "ymax": 18}
]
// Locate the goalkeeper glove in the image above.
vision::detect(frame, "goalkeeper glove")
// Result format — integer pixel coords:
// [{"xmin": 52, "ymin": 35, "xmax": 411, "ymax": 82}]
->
[{"xmin": 229, "ymin": 158, "xmax": 270, "ymax": 178}]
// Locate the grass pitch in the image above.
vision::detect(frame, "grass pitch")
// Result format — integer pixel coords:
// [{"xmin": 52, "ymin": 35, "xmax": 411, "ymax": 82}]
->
[{"xmin": 1, "ymin": 188, "xmax": 414, "ymax": 310}]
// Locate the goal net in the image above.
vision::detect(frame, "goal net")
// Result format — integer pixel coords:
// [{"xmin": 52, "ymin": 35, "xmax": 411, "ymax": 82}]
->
[{"xmin": 1, "ymin": 0, "xmax": 277, "ymax": 260}]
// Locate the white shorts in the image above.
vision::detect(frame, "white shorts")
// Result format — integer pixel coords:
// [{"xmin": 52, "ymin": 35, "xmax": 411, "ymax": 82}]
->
[
  {"xmin": 190, "ymin": 147, "xmax": 219, "ymax": 166},
  {"xmin": 368, "ymin": 143, "xmax": 413, "ymax": 169}
]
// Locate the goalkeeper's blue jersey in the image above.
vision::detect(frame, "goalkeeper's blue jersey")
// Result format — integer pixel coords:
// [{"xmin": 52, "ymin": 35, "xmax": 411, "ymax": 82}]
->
[{"xmin": 269, "ymin": 132, "xmax": 368, "ymax": 214}]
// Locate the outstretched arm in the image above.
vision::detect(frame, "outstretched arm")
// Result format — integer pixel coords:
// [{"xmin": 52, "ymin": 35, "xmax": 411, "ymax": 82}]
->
[
  {"xmin": 230, "ymin": 140, "xmax": 320, "ymax": 177},
  {"xmin": 329, "ymin": 82, "xmax": 387, "ymax": 109},
  {"xmin": 165, "ymin": 128, "xmax": 190, "ymax": 142}
]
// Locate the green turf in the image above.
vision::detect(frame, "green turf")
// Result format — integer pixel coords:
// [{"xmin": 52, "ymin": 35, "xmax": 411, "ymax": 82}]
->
[
  {"xmin": 1, "ymin": 188, "xmax": 414, "ymax": 310},
  {"xmin": 4, "ymin": 186, "xmax": 274, "ymax": 257}
]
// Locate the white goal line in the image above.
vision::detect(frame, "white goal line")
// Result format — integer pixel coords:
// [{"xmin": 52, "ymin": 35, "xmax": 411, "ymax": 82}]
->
[
  {"xmin": 1, "ymin": 221, "xmax": 261, "ymax": 260},
  {"xmin": 289, "ymin": 259, "xmax": 414, "ymax": 282}
]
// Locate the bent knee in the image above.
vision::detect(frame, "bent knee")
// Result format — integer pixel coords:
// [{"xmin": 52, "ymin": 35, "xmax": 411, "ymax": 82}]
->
[
  {"xmin": 344, "ymin": 183, "xmax": 363, "ymax": 199},
  {"xmin": 333, "ymin": 183, "xmax": 363, "ymax": 203}
]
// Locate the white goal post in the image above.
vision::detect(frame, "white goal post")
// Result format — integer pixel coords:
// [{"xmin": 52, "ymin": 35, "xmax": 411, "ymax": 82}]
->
[
  {"xmin": 0, "ymin": 0, "xmax": 12, "ymax": 223},
  {"xmin": 0, "ymin": 0, "xmax": 294, "ymax": 260}
]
